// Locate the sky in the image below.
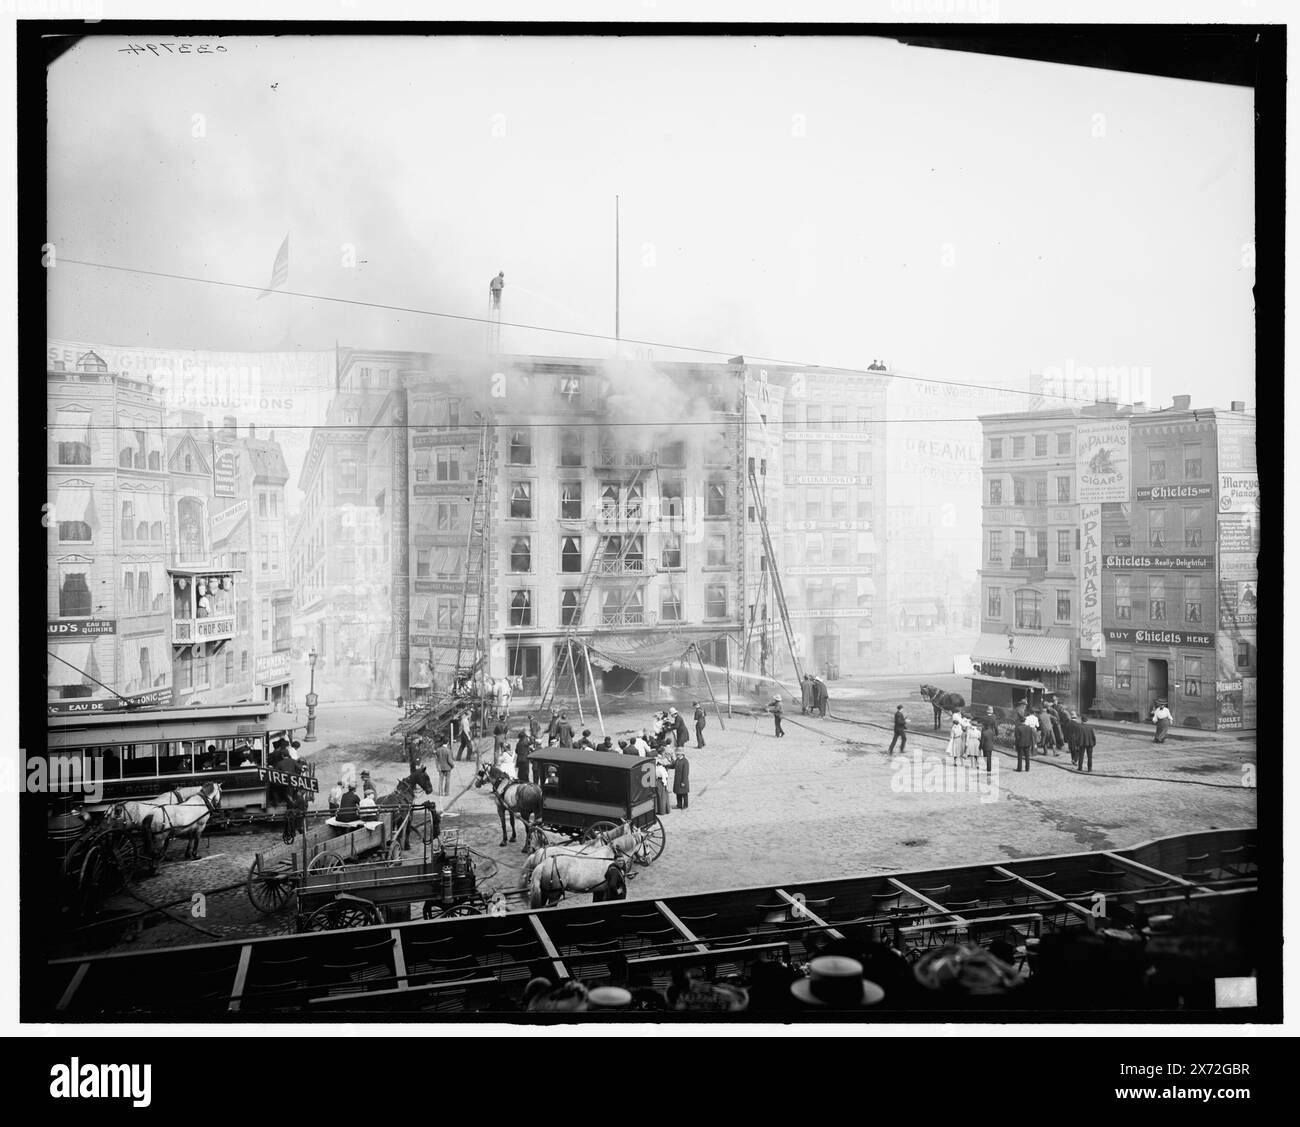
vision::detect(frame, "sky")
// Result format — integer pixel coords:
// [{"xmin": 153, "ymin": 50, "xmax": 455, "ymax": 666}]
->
[{"xmin": 46, "ymin": 33, "xmax": 1256, "ymax": 412}]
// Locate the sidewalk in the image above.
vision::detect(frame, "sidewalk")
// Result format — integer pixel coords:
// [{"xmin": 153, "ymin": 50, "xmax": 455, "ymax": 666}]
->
[{"xmin": 1083, "ymin": 716, "xmax": 1251, "ymax": 744}]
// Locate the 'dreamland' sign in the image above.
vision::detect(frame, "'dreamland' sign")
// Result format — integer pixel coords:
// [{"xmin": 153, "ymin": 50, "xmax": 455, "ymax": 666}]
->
[{"xmin": 1076, "ymin": 420, "xmax": 1130, "ymax": 502}]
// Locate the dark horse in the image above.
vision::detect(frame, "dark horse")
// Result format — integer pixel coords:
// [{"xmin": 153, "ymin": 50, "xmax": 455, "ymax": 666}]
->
[
  {"xmin": 377, "ymin": 765, "xmax": 436, "ymax": 851},
  {"xmin": 920, "ymin": 684, "xmax": 967, "ymax": 730},
  {"xmin": 474, "ymin": 764, "xmax": 545, "ymax": 852}
]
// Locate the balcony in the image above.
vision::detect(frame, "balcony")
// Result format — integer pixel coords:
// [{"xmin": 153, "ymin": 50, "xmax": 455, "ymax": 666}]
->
[
  {"xmin": 596, "ymin": 609, "xmax": 654, "ymax": 628},
  {"xmin": 598, "ymin": 557, "xmax": 647, "ymax": 576},
  {"xmin": 169, "ymin": 567, "xmax": 240, "ymax": 648}
]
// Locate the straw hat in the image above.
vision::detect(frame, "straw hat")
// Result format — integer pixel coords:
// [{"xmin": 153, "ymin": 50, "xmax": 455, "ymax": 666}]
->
[
  {"xmin": 790, "ymin": 956, "xmax": 884, "ymax": 1007},
  {"xmin": 587, "ymin": 985, "xmax": 633, "ymax": 1010}
]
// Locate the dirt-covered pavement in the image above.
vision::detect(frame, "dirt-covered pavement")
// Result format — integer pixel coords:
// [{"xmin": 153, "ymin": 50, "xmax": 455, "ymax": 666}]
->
[{"xmin": 70, "ymin": 676, "xmax": 1255, "ymax": 955}]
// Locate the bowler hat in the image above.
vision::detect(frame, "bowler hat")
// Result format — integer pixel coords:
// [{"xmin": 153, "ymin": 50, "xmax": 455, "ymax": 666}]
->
[{"xmin": 790, "ymin": 956, "xmax": 884, "ymax": 1007}]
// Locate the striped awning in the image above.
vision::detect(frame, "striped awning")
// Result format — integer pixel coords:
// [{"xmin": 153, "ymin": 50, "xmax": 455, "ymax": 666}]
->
[
  {"xmin": 52, "ymin": 487, "xmax": 94, "ymax": 525},
  {"xmin": 51, "ymin": 408, "xmax": 92, "ymax": 446},
  {"xmin": 971, "ymin": 633, "xmax": 1071, "ymax": 674},
  {"xmin": 48, "ymin": 643, "xmax": 98, "ymax": 688}
]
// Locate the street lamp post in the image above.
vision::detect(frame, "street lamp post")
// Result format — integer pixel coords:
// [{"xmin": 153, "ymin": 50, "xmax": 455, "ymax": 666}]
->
[{"xmin": 305, "ymin": 648, "xmax": 319, "ymax": 742}]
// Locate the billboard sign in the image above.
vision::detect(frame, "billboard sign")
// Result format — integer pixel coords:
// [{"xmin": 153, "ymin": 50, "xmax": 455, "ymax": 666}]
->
[{"xmin": 1076, "ymin": 420, "xmax": 1130, "ymax": 502}]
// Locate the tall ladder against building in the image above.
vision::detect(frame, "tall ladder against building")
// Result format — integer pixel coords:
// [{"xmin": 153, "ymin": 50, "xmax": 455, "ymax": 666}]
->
[
  {"xmin": 747, "ymin": 456, "xmax": 804, "ymax": 687},
  {"xmin": 451, "ymin": 420, "xmax": 497, "ymax": 693},
  {"xmin": 535, "ymin": 459, "xmax": 654, "ymax": 717}
]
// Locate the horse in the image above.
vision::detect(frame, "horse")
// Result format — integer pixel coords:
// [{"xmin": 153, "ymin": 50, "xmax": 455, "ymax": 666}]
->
[
  {"xmin": 109, "ymin": 786, "xmax": 205, "ymax": 829},
  {"xmin": 920, "ymin": 684, "xmax": 967, "ymax": 730},
  {"xmin": 139, "ymin": 782, "xmax": 222, "ymax": 862},
  {"xmin": 376, "ymin": 765, "xmax": 436, "ymax": 851},
  {"xmin": 474, "ymin": 763, "xmax": 545, "ymax": 852},
  {"xmin": 483, "ymin": 675, "xmax": 523, "ymax": 724},
  {"xmin": 521, "ymin": 828, "xmax": 643, "ymax": 909}
]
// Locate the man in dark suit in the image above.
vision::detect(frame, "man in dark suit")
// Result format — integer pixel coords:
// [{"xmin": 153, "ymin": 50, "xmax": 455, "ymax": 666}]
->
[
  {"xmin": 514, "ymin": 729, "xmax": 534, "ymax": 784},
  {"xmin": 1013, "ymin": 718, "xmax": 1034, "ymax": 772},
  {"xmin": 1076, "ymin": 713, "xmax": 1097, "ymax": 773},
  {"xmin": 337, "ymin": 782, "xmax": 361, "ymax": 823},
  {"xmin": 672, "ymin": 708, "xmax": 690, "ymax": 749},
  {"xmin": 1065, "ymin": 710, "xmax": 1084, "ymax": 768},
  {"xmin": 693, "ymin": 702, "xmax": 706, "ymax": 748},
  {"xmin": 888, "ymin": 705, "xmax": 908, "ymax": 755},
  {"xmin": 979, "ymin": 718, "xmax": 996, "ymax": 775},
  {"xmin": 555, "ymin": 713, "xmax": 574, "ymax": 748}
]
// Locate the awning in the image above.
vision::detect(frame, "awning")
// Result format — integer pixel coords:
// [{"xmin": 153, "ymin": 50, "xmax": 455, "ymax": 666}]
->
[
  {"xmin": 970, "ymin": 633, "xmax": 1071, "ymax": 674},
  {"xmin": 856, "ymin": 577, "xmax": 876, "ymax": 600},
  {"xmin": 584, "ymin": 634, "xmax": 724, "ymax": 676},
  {"xmin": 51, "ymin": 409, "xmax": 92, "ymax": 446},
  {"xmin": 48, "ymin": 643, "xmax": 96, "ymax": 688},
  {"xmin": 138, "ymin": 492, "xmax": 166, "ymax": 524},
  {"xmin": 52, "ymin": 487, "xmax": 94, "ymax": 525},
  {"xmin": 411, "ymin": 597, "xmax": 432, "ymax": 626},
  {"xmin": 434, "ymin": 548, "xmax": 465, "ymax": 578}
]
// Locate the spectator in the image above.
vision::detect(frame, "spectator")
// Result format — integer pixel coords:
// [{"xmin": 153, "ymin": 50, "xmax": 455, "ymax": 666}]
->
[
  {"xmin": 767, "ymin": 695, "xmax": 785, "ymax": 738},
  {"xmin": 433, "ymin": 739, "xmax": 454, "ymax": 796},
  {"xmin": 1151, "ymin": 701, "xmax": 1173, "ymax": 744},
  {"xmin": 1075, "ymin": 713, "xmax": 1097, "ymax": 773},
  {"xmin": 672, "ymin": 751, "xmax": 691, "ymax": 810},
  {"xmin": 693, "ymin": 701, "xmax": 707, "ymax": 748},
  {"xmin": 889, "ymin": 706, "xmax": 908, "ymax": 755}
]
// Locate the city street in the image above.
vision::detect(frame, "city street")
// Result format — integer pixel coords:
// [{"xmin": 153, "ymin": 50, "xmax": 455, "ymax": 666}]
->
[{"xmin": 86, "ymin": 674, "xmax": 1255, "ymax": 955}]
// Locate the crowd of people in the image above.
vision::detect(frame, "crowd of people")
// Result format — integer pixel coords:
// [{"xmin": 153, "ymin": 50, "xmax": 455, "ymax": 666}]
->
[{"xmin": 929, "ymin": 697, "xmax": 1099, "ymax": 774}]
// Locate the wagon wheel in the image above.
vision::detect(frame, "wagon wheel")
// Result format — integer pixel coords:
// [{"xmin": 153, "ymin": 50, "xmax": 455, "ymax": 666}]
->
[
  {"xmin": 246, "ymin": 856, "xmax": 299, "ymax": 914},
  {"xmin": 433, "ymin": 897, "xmax": 487, "ymax": 919},
  {"xmin": 307, "ymin": 852, "xmax": 345, "ymax": 874},
  {"xmin": 581, "ymin": 819, "xmax": 621, "ymax": 844},
  {"xmin": 72, "ymin": 839, "xmax": 109, "ymax": 921},
  {"xmin": 633, "ymin": 816, "xmax": 666, "ymax": 866},
  {"xmin": 303, "ymin": 897, "xmax": 382, "ymax": 931},
  {"xmin": 108, "ymin": 831, "xmax": 139, "ymax": 892}
]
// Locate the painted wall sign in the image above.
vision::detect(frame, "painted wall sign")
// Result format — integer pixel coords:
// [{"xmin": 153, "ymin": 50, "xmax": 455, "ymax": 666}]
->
[
  {"xmin": 1103, "ymin": 628, "xmax": 1215, "ymax": 648},
  {"xmin": 1217, "ymin": 472, "xmax": 1259, "ymax": 514},
  {"xmin": 48, "ymin": 619, "xmax": 116, "ymax": 637},
  {"xmin": 1079, "ymin": 503, "xmax": 1102, "ymax": 651},
  {"xmin": 1076, "ymin": 419, "xmax": 1130, "ymax": 502},
  {"xmin": 1103, "ymin": 554, "xmax": 1213, "ymax": 571},
  {"xmin": 1136, "ymin": 484, "xmax": 1213, "ymax": 501}
]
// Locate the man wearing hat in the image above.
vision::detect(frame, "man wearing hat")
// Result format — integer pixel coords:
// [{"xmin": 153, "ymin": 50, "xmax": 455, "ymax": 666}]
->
[
  {"xmin": 1075, "ymin": 712, "xmax": 1097, "ymax": 773},
  {"xmin": 672, "ymin": 707, "xmax": 690, "ymax": 749},
  {"xmin": 360, "ymin": 771, "xmax": 377, "ymax": 800},
  {"xmin": 790, "ymin": 956, "xmax": 885, "ymax": 1009},
  {"xmin": 337, "ymin": 782, "xmax": 361, "ymax": 824},
  {"xmin": 1013, "ymin": 715, "xmax": 1034, "ymax": 772},
  {"xmin": 888, "ymin": 705, "xmax": 908, "ymax": 755},
  {"xmin": 767, "ymin": 695, "xmax": 785, "ymax": 738},
  {"xmin": 693, "ymin": 701, "xmax": 706, "ymax": 749}
]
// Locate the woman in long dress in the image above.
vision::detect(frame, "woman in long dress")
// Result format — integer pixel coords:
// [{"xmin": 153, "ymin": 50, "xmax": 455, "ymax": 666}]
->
[
  {"xmin": 964, "ymin": 717, "xmax": 982, "ymax": 765},
  {"xmin": 946, "ymin": 716, "xmax": 966, "ymax": 761}
]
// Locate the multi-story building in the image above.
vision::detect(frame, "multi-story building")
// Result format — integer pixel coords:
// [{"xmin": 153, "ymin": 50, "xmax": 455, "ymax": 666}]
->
[
  {"xmin": 761, "ymin": 366, "xmax": 886, "ymax": 678},
  {"xmin": 1090, "ymin": 399, "xmax": 1256, "ymax": 730},
  {"xmin": 47, "ymin": 351, "xmax": 173, "ymax": 713},
  {"xmin": 976, "ymin": 397, "xmax": 1257, "ymax": 730}
]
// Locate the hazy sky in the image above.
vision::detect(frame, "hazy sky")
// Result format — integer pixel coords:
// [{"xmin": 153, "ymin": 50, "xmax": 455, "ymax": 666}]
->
[{"xmin": 47, "ymin": 34, "xmax": 1255, "ymax": 409}]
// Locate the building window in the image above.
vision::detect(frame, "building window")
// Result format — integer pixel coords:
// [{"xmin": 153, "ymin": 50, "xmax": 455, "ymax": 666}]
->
[
  {"xmin": 805, "ymin": 491, "xmax": 823, "ymax": 521},
  {"xmin": 1184, "ymin": 444, "xmax": 1203, "ymax": 479},
  {"xmin": 989, "ymin": 479, "xmax": 1002, "ymax": 504},
  {"xmin": 415, "ymin": 465, "xmax": 430, "ymax": 484},
  {"xmin": 1014, "ymin": 589, "xmax": 1042, "ymax": 629},
  {"xmin": 705, "ymin": 585, "xmax": 727, "ymax": 619},
  {"xmin": 1185, "ymin": 578, "xmax": 1202, "ymax": 623},
  {"xmin": 510, "ymin": 536, "xmax": 531, "ymax": 573},
  {"xmin": 436, "ymin": 502, "xmax": 460, "ymax": 531},
  {"xmin": 1148, "ymin": 451, "xmax": 1167, "ymax": 481},
  {"xmin": 661, "ymin": 590, "xmax": 682, "ymax": 622},
  {"xmin": 857, "ymin": 498, "xmax": 872, "ymax": 522},
  {"xmin": 261, "ymin": 599, "xmax": 271, "ymax": 642},
  {"xmin": 58, "ymin": 519, "xmax": 92, "ymax": 542},
  {"xmin": 706, "ymin": 482, "xmax": 727, "ymax": 518},
  {"xmin": 831, "ymin": 488, "xmax": 848, "ymax": 521},
  {"xmin": 989, "ymin": 438, "xmax": 1003, "ymax": 460},
  {"xmin": 436, "ymin": 449, "xmax": 459, "ymax": 482},
  {"xmin": 600, "ymin": 484, "xmax": 620, "ymax": 522},
  {"xmin": 1013, "ymin": 479, "xmax": 1025, "ymax": 505},
  {"xmin": 1034, "ymin": 434, "xmax": 1047, "ymax": 457},
  {"xmin": 1149, "ymin": 576, "xmax": 1167, "ymax": 622},
  {"xmin": 1183, "ymin": 656, "xmax": 1202, "ymax": 698},
  {"xmin": 660, "ymin": 441, "xmax": 685, "ymax": 467},
  {"xmin": 1014, "ymin": 530, "xmax": 1026, "ymax": 556},
  {"xmin": 832, "ymin": 406, "xmax": 847, "ymax": 432},
  {"xmin": 509, "ymin": 590, "xmax": 532, "ymax": 627},
  {"xmin": 706, "ymin": 534, "xmax": 727, "ymax": 567},
  {"xmin": 416, "ymin": 548, "xmax": 431, "ymax": 579},
  {"xmin": 259, "ymin": 493, "xmax": 268, "ymax": 518},
  {"xmin": 1035, "ymin": 531, "xmax": 1048, "ymax": 560},
  {"xmin": 120, "ymin": 500, "xmax": 135, "ymax": 541},
  {"xmin": 177, "ymin": 497, "xmax": 205, "ymax": 560},
  {"xmin": 1236, "ymin": 640, "xmax": 1251, "ymax": 669},
  {"xmin": 339, "ymin": 458, "xmax": 359, "ymax": 490},
  {"xmin": 433, "ymin": 399, "xmax": 461, "ymax": 430},
  {"xmin": 1183, "ymin": 506, "xmax": 1204, "ymax": 548},
  {"xmin": 508, "ymin": 430, "xmax": 533, "ymax": 465},
  {"xmin": 1115, "ymin": 575, "xmax": 1131, "ymax": 620},
  {"xmin": 1057, "ymin": 529, "xmax": 1071, "ymax": 563},
  {"xmin": 988, "ymin": 530, "xmax": 1003, "ymax": 563},
  {"xmin": 561, "ymin": 482, "xmax": 583, "ymax": 521},
  {"xmin": 830, "ymin": 446, "xmax": 848, "ymax": 472},
  {"xmin": 560, "ymin": 589, "xmax": 581, "ymax": 627},
  {"xmin": 559, "ymin": 429, "xmax": 583, "ymax": 467},
  {"xmin": 806, "ymin": 446, "xmax": 823, "ymax": 473},
  {"xmin": 1114, "ymin": 533, "xmax": 1132, "ymax": 549},
  {"xmin": 241, "ymin": 650, "xmax": 249, "ymax": 673},
  {"xmin": 58, "ymin": 571, "xmax": 91, "ymax": 618},
  {"xmin": 1012, "ymin": 436, "xmax": 1025, "ymax": 458},
  {"xmin": 1035, "ymin": 479, "xmax": 1047, "ymax": 505},
  {"xmin": 224, "ymin": 650, "xmax": 234, "ymax": 683},
  {"xmin": 987, "ymin": 587, "xmax": 1002, "ymax": 617},
  {"xmin": 662, "ymin": 533, "xmax": 682, "ymax": 569},
  {"xmin": 1057, "ymin": 433, "xmax": 1071, "ymax": 456},
  {"xmin": 561, "ymin": 536, "xmax": 582, "ymax": 573},
  {"xmin": 1056, "ymin": 589, "xmax": 1071, "ymax": 621},
  {"xmin": 436, "ymin": 599, "xmax": 460, "ymax": 631},
  {"xmin": 1149, "ymin": 509, "xmax": 1166, "ymax": 549},
  {"xmin": 510, "ymin": 482, "xmax": 532, "ymax": 519},
  {"xmin": 830, "ymin": 536, "xmax": 850, "ymax": 565},
  {"xmin": 625, "ymin": 483, "xmax": 644, "ymax": 521},
  {"xmin": 1056, "ymin": 476, "xmax": 1071, "ymax": 502},
  {"xmin": 558, "ymin": 376, "xmax": 581, "ymax": 399},
  {"xmin": 1116, "ymin": 652, "xmax": 1132, "ymax": 690}
]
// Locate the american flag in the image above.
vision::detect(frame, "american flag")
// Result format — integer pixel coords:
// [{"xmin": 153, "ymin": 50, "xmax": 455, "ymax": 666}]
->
[{"xmin": 257, "ymin": 234, "xmax": 289, "ymax": 298}]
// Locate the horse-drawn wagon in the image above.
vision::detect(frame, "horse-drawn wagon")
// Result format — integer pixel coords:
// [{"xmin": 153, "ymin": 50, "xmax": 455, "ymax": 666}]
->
[
  {"xmin": 968, "ymin": 675, "xmax": 1047, "ymax": 745},
  {"xmin": 48, "ymin": 799, "xmax": 139, "ymax": 923}
]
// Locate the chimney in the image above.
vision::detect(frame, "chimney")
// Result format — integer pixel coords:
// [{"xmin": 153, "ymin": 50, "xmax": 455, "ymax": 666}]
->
[
  {"xmin": 1172, "ymin": 394, "xmax": 1192, "ymax": 411},
  {"xmin": 1231, "ymin": 400, "xmax": 1245, "ymax": 412}
]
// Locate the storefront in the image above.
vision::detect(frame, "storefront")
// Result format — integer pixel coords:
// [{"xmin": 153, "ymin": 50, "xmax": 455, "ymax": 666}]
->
[
  {"xmin": 970, "ymin": 633, "xmax": 1074, "ymax": 707},
  {"xmin": 255, "ymin": 651, "xmax": 294, "ymax": 710},
  {"xmin": 1091, "ymin": 627, "xmax": 1218, "ymax": 729}
]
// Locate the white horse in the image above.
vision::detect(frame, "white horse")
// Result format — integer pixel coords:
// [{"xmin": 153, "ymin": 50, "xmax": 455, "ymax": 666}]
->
[
  {"xmin": 522, "ymin": 826, "xmax": 643, "ymax": 909},
  {"xmin": 483, "ymin": 675, "xmax": 523, "ymax": 723},
  {"xmin": 109, "ymin": 785, "xmax": 206, "ymax": 829},
  {"xmin": 139, "ymin": 782, "xmax": 222, "ymax": 862}
]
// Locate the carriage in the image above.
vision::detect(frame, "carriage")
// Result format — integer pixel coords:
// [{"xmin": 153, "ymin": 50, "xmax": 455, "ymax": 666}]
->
[
  {"xmin": 292, "ymin": 830, "xmax": 486, "ymax": 931},
  {"xmin": 528, "ymin": 746, "xmax": 667, "ymax": 866},
  {"xmin": 48, "ymin": 798, "xmax": 138, "ymax": 924},
  {"xmin": 245, "ymin": 810, "xmax": 398, "ymax": 915},
  {"xmin": 967, "ymin": 674, "xmax": 1048, "ymax": 745}
]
